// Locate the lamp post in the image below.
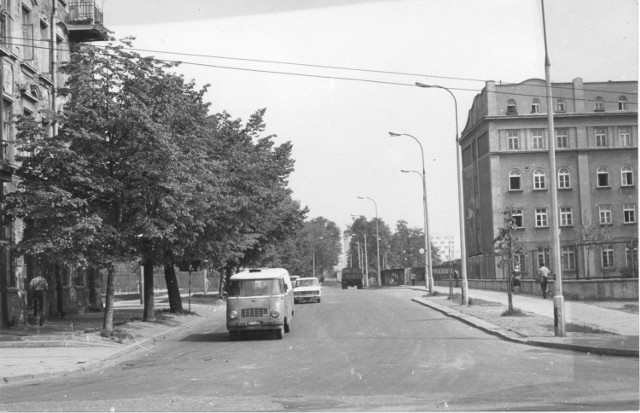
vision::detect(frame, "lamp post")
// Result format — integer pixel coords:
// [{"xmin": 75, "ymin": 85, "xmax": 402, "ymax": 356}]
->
[
  {"xmin": 389, "ymin": 132, "xmax": 433, "ymax": 293},
  {"xmin": 357, "ymin": 197, "xmax": 381, "ymax": 287},
  {"xmin": 414, "ymin": 82, "xmax": 468, "ymax": 304},
  {"xmin": 400, "ymin": 168, "xmax": 433, "ymax": 293}
]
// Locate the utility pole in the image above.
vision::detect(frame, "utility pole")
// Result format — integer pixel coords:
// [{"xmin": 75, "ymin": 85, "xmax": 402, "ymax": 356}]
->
[{"xmin": 541, "ymin": 0, "xmax": 565, "ymax": 336}]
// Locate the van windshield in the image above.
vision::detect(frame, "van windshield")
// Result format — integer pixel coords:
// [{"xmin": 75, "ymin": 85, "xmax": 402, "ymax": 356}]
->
[{"xmin": 229, "ymin": 279, "xmax": 283, "ymax": 297}]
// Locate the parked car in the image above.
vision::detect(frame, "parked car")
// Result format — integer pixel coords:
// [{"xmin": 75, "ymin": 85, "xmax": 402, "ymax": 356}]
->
[
  {"xmin": 226, "ymin": 268, "xmax": 294, "ymax": 340},
  {"xmin": 293, "ymin": 277, "xmax": 321, "ymax": 303}
]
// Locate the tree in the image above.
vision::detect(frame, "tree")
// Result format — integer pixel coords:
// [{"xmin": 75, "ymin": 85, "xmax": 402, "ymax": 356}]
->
[
  {"xmin": 388, "ymin": 220, "xmax": 440, "ymax": 269},
  {"xmin": 346, "ymin": 216, "xmax": 392, "ymax": 282},
  {"xmin": 493, "ymin": 205, "xmax": 524, "ymax": 312},
  {"xmin": 576, "ymin": 214, "xmax": 613, "ymax": 279}
]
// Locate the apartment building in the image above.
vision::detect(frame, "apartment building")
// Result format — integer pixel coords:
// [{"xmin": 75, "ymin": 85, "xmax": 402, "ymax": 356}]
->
[
  {"xmin": 460, "ymin": 78, "xmax": 638, "ymax": 280},
  {"xmin": 0, "ymin": 0, "xmax": 107, "ymax": 327}
]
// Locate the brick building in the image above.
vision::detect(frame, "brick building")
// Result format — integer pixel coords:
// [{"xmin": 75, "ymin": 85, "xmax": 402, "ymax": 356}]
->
[{"xmin": 460, "ymin": 78, "xmax": 638, "ymax": 280}]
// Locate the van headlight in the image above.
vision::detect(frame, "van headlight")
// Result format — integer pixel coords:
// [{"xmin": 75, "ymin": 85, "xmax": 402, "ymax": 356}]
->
[
  {"xmin": 229, "ymin": 311, "xmax": 238, "ymax": 320},
  {"xmin": 270, "ymin": 310, "xmax": 280, "ymax": 318}
]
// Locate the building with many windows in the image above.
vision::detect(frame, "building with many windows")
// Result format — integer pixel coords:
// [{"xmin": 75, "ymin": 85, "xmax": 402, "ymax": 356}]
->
[
  {"xmin": 0, "ymin": 0, "xmax": 107, "ymax": 328},
  {"xmin": 460, "ymin": 78, "xmax": 637, "ymax": 281}
]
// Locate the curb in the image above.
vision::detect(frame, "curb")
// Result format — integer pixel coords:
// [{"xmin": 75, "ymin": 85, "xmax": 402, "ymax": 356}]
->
[
  {"xmin": 411, "ymin": 297, "xmax": 639, "ymax": 358},
  {"xmin": 1, "ymin": 312, "xmax": 209, "ymax": 385}
]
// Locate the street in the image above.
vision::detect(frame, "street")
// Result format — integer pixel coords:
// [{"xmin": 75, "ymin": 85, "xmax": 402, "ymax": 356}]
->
[{"xmin": 1, "ymin": 286, "xmax": 638, "ymax": 411}]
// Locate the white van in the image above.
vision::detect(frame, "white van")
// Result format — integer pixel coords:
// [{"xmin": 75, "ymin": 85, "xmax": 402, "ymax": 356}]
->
[{"xmin": 226, "ymin": 268, "xmax": 294, "ymax": 340}]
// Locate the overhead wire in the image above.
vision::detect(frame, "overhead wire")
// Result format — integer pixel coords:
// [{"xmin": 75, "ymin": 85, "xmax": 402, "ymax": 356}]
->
[{"xmin": 5, "ymin": 36, "xmax": 638, "ymax": 105}]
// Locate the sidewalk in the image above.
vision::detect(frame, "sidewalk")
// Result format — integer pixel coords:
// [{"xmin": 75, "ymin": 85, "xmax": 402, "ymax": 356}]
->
[
  {"xmin": 0, "ymin": 294, "xmax": 224, "ymax": 385},
  {"xmin": 411, "ymin": 285, "xmax": 639, "ymax": 357}
]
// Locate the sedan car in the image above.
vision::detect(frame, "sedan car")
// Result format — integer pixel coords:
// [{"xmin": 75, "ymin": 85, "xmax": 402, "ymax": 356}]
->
[{"xmin": 293, "ymin": 277, "xmax": 321, "ymax": 303}]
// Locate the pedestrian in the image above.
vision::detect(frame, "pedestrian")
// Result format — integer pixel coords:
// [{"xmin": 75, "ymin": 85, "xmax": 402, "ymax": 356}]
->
[
  {"xmin": 410, "ymin": 271, "xmax": 416, "ymax": 286},
  {"xmin": 453, "ymin": 269, "xmax": 459, "ymax": 287},
  {"xmin": 538, "ymin": 264, "xmax": 550, "ymax": 299},
  {"xmin": 512, "ymin": 264, "xmax": 521, "ymax": 294},
  {"xmin": 29, "ymin": 274, "xmax": 48, "ymax": 325}
]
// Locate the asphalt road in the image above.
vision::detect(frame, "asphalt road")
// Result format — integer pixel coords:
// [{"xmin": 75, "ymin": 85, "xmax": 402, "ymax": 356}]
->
[{"xmin": 1, "ymin": 286, "xmax": 638, "ymax": 411}]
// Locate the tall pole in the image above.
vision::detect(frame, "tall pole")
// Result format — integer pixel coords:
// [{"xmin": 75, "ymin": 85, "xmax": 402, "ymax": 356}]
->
[
  {"xmin": 50, "ymin": 0, "xmax": 57, "ymax": 137},
  {"xmin": 541, "ymin": 0, "xmax": 565, "ymax": 336},
  {"xmin": 400, "ymin": 168, "xmax": 433, "ymax": 293},
  {"xmin": 414, "ymin": 83, "xmax": 468, "ymax": 304},
  {"xmin": 312, "ymin": 250, "xmax": 316, "ymax": 278},
  {"xmin": 358, "ymin": 196, "xmax": 381, "ymax": 287},
  {"xmin": 363, "ymin": 233, "xmax": 369, "ymax": 286},
  {"xmin": 388, "ymin": 134, "xmax": 433, "ymax": 293}
]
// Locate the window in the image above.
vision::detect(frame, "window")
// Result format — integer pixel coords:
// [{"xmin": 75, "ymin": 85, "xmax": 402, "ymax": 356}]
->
[
  {"xmin": 621, "ymin": 166, "xmax": 634, "ymax": 186},
  {"xmin": 531, "ymin": 98, "xmax": 541, "ymax": 113},
  {"xmin": 619, "ymin": 127, "xmax": 632, "ymax": 147},
  {"xmin": 559, "ymin": 207, "xmax": 573, "ymax": 226},
  {"xmin": 619, "ymin": 96, "xmax": 628, "ymax": 111},
  {"xmin": 532, "ymin": 130, "xmax": 544, "ymax": 149},
  {"xmin": 595, "ymin": 128, "xmax": 608, "ymax": 147},
  {"xmin": 535, "ymin": 208, "xmax": 548, "ymax": 227},
  {"xmin": 537, "ymin": 247, "xmax": 550, "ymax": 268},
  {"xmin": 507, "ymin": 130, "xmax": 519, "ymax": 150},
  {"xmin": 506, "ymin": 99, "xmax": 517, "ymax": 115},
  {"xmin": 533, "ymin": 169, "xmax": 546, "ymax": 190},
  {"xmin": 556, "ymin": 129, "xmax": 568, "ymax": 148},
  {"xmin": 509, "ymin": 170, "xmax": 522, "ymax": 191},
  {"xmin": 601, "ymin": 244, "xmax": 614, "ymax": 269},
  {"xmin": 561, "ymin": 246, "xmax": 576, "ymax": 271},
  {"xmin": 512, "ymin": 208, "xmax": 523, "ymax": 228},
  {"xmin": 597, "ymin": 166, "xmax": 609, "ymax": 187},
  {"xmin": 558, "ymin": 167, "xmax": 571, "ymax": 189},
  {"xmin": 626, "ymin": 242, "xmax": 638, "ymax": 268},
  {"xmin": 21, "ymin": 5, "xmax": 34, "ymax": 61},
  {"xmin": 623, "ymin": 203, "xmax": 636, "ymax": 223},
  {"xmin": 555, "ymin": 99, "xmax": 566, "ymax": 113},
  {"xmin": 599, "ymin": 204, "xmax": 612, "ymax": 225},
  {"xmin": 594, "ymin": 96, "xmax": 605, "ymax": 112}
]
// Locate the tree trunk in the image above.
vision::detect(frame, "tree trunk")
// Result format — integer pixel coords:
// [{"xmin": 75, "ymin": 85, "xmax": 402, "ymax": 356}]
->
[
  {"xmin": 55, "ymin": 263, "xmax": 64, "ymax": 317},
  {"xmin": 143, "ymin": 261, "xmax": 155, "ymax": 322},
  {"xmin": 218, "ymin": 267, "xmax": 224, "ymax": 298},
  {"xmin": 101, "ymin": 264, "xmax": 115, "ymax": 337},
  {"xmin": 164, "ymin": 263, "xmax": 183, "ymax": 313},
  {"xmin": 507, "ymin": 262, "xmax": 513, "ymax": 312},
  {"xmin": 224, "ymin": 265, "xmax": 234, "ymax": 296}
]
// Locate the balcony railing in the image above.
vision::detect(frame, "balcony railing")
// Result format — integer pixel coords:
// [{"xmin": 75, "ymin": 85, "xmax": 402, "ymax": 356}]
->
[{"xmin": 67, "ymin": 0, "xmax": 104, "ymax": 25}]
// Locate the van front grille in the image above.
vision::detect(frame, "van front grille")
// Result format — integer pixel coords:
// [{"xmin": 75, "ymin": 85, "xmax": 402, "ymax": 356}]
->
[{"xmin": 241, "ymin": 308, "xmax": 268, "ymax": 318}]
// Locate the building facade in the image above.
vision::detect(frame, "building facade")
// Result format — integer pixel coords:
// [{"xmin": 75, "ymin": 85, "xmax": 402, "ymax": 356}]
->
[
  {"xmin": 460, "ymin": 78, "xmax": 638, "ymax": 281},
  {"xmin": 0, "ymin": 0, "xmax": 107, "ymax": 328},
  {"xmin": 430, "ymin": 234, "xmax": 458, "ymax": 261}
]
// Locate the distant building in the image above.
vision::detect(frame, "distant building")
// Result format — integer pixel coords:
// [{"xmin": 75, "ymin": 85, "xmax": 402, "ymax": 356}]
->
[{"xmin": 460, "ymin": 78, "xmax": 638, "ymax": 280}]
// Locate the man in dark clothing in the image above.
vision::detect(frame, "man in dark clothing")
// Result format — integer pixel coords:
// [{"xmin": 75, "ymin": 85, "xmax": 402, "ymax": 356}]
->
[
  {"xmin": 29, "ymin": 275, "xmax": 48, "ymax": 325},
  {"xmin": 538, "ymin": 264, "xmax": 550, "ymax": 299}
]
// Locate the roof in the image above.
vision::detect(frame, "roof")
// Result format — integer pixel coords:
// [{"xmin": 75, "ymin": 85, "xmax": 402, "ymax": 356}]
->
[{"xmin": 230, "ymin": 268, "xmax": 290, "ymax": 281}]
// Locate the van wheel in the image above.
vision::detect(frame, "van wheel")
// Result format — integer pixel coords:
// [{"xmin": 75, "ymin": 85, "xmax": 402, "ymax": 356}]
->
[
  {"xmin": 229, "ymin": 330, "xmax": 239, "ymax": 341},
  {"xmin": 317, "ymin": 298, "xmax": 321, "ymax": 303},
  {"xmin": 284, "ymin": 318, "xmax": 290, "ymax": 333},
  {"xmin": 275, "ymin": 327, "xmax": 284, "ymax": 339}
]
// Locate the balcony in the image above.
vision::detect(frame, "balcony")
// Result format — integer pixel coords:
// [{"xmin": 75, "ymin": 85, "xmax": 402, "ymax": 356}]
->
[{"xmin": 66, "ymin": 1, "xmax": 108, "ymax": 42}]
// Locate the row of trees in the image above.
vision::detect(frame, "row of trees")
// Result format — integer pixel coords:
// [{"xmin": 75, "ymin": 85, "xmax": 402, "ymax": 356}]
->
[
  {"xmin": 346, "ymin": 217, "xmax": 441, "ymax": 277},
  {"xmin": 4, "ymin": 39, "xmax": 308, "ymax": 335}
]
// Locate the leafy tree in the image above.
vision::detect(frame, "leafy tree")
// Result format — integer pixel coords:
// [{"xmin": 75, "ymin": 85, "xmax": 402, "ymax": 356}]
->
[
  {"xmin": 388, "ymin": 220, "xmax": 441, "ymax": 269},
  {"xmin": 493, "ymin": 205, "xmax": 524, "ymax": 311},
  {"xmin": 346, "ymin": 216, "xmax": 392, "ymax": 284}
]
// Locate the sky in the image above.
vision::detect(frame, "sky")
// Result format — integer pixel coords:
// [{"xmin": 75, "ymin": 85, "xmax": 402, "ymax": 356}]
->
[{"xmin": 101, "ymin": 0, "xmax": 637, "ymax": 257}]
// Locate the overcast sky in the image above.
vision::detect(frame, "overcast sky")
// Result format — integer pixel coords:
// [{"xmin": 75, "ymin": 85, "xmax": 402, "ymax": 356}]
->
[{"xmin": 101, "ymin": 0, "xmax": 638, "ymax": 255}]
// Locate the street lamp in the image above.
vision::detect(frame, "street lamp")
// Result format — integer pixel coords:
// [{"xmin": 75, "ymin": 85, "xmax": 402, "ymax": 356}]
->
[
  {"xmin": 414, "ymin": 82, "xmax": 469, "ymax": 305},
  {"xmin": 389, "ymin": 132, "xmax": 434, "ymax": 293},
  {"xmin": 357, "ymin": 197, "xmax": 381, "ymax": 287},
  {"xmin": 400, "ymin": 168, "xmax": 433, "ymax": 292}
]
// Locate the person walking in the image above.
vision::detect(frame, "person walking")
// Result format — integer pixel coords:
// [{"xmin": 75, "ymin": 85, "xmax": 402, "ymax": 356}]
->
[
  {"xmin": 538, "ymin": 264, "xmax": 550, "ymax": 299},
  {"xmin": 410, "ymin": 272, "xmax": 416, "ymax": 286},
  {"xmin": 453, "ymin": 269, "xmax": 459, "ymax": 288},
  {"xmin": 29, "ymin": 274, "xmax": 48, "ymax": 325}
]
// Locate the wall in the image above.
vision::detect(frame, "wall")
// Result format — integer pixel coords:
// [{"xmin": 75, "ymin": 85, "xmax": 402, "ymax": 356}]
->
[{"xmin": 435, "ymin": 278, "xmax": 638, "ymax": 300}]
